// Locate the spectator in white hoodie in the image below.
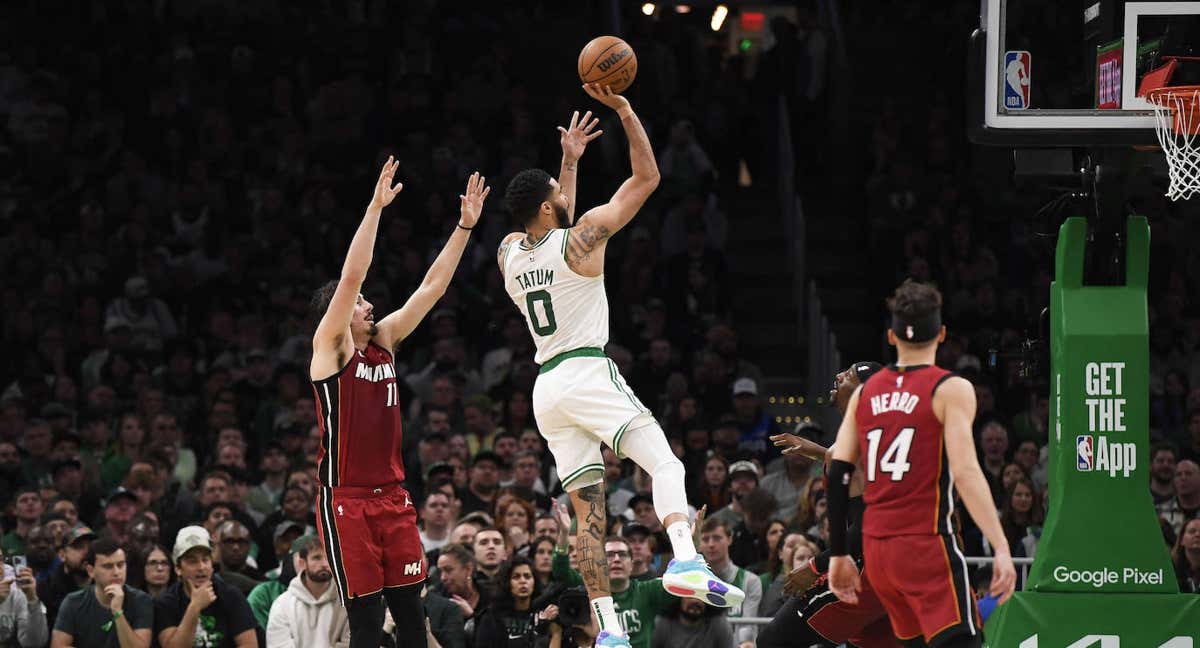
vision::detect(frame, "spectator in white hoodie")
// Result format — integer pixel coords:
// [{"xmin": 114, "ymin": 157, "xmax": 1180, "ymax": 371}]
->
[{"xmin": 265, "ymin": 536, "xmax": 348, "ymax": 648}]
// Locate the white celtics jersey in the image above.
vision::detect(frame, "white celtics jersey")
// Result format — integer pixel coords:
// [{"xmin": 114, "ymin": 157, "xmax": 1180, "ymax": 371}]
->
[{"xmin": 502, "ymin": 228, "xmax": 609, "ymax": 364}]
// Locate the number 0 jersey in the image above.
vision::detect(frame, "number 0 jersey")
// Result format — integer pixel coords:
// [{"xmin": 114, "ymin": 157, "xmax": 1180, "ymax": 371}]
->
[
  {"xmin": 502, "ymin": 229, "xmax": 609, "ymax": 364},
  {"xmin": 311, "ymin": 341, "xmax": 406, "ymax": 488},
  {"xmin": 855, "ymin": 364, "xmax": 956, "ymax": 538}
]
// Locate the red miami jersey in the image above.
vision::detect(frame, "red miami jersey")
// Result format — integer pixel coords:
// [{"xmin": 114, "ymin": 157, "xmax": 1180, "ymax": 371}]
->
[
  {"xmin": 311, "ymin": 341, "xmax": 406, "ymax": 488},
  {"xmin": 855, "ymin": 364, "xmax": 955, "ymax": 538}
]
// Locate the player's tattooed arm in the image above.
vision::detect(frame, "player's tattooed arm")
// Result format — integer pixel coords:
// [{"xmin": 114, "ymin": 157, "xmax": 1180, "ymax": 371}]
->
[
  {"xmin": 565, "ymin": 218, "xmax": 612, "ymax": 270},
  {"xmin": 570, "ymin": 483, "xmax": 611, "ymax": 596},
  {"xmin": 497, "ymin": 232, "xmax": 523, "ymax": 275}
]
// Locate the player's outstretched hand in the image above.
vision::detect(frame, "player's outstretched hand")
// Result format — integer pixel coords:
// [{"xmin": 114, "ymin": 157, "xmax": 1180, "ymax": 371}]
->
[
  {"xmin": 559, "ymin": 110, "xmax": 603, "ymax": 163},
  {"xmin": 991, "ymin": 551, "xmax": 1017, "ymax": 604},
  {"xmin": 828, "ymin": 555, "xmax": 861, "ymax": 605},
  {"xmin": 371, "ymin": 155, "xmax": 404, "ymax": 209},
  {"xmin": 459, "ymin": 171, "xmax": 490, "ymax": 229},
  {"xmin": 582, "ymin": 82, "xmax": 631, "ymax": 113},
  {"xmin": 770, "ymin": 433, "xmax": 827, "ymax": 460}
]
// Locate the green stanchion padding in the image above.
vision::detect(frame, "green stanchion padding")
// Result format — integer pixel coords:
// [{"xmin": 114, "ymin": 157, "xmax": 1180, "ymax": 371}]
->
[
  {"xmin": 985, "ymin": 592, "xmax": 1200, "ymax": 647},
  {"xmin": 986, "ymin": 216, "xmax": 1200, "ymax": 645}
]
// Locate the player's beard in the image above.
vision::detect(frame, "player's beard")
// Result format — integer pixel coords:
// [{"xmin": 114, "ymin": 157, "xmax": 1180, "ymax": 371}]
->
[
  {"xmin": 368, "ymin": 322, "xmax": 378, "ymax": 337},
  {"xmin": 554, "ymin": 202, "xmax": 570, "ymax": 229}
]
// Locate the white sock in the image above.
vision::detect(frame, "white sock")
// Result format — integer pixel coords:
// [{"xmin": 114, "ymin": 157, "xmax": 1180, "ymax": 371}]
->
[
  {"xmin": 591, "ymin": 596, "xmax": 622, "ymax": 634},
  {"xmin": 666, "ymin": 521, "xmax": 697, "ymax": 561}
]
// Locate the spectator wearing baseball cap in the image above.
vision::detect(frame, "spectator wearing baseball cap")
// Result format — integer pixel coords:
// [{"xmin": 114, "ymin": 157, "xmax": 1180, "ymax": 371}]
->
[
  {"xmin": 710, "ymin": 460, "xmax": 762, "ymax": 530},
  {"xmin": 36, "ymin": 525, "xmax": 98, "ymax": 625},
  {"xmin": 460, "ymin": 450, "xmax": 505, "ymax": 516},
  {"xmin": 621, "ymin": 521, "xmax": 665, "ymax": 580},
  {"xmin": 154, "ymin": 525, "xmax": 257, "ymax": 648},
  {"xmin": 731, "ymin": 377, "xmax": 783, "ymax": 465}
]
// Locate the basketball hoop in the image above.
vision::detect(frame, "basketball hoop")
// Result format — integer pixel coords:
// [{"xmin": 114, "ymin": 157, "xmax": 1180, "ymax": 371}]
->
[{"xmin": 1140, "ymin": 57, "xmax": 1200, "ymax": 200}]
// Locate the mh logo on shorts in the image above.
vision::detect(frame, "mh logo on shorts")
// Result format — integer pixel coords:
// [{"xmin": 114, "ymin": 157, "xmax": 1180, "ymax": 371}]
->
[
  {"xmin": 403, "ymin": 561, "xmax": 422, "ymax": 576},
  {"xmin": 1076, "ymin": 435, "xmax": 1093, "ymax": 471}
]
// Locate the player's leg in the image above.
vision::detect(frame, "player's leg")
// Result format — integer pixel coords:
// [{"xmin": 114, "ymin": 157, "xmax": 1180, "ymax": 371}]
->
[
  {"xmin": 566, "ymin": 476, "xmax": 630, "ymax": 645},
  {"xmin": 758, "ymin": 593, "xmax": 837, "ymax": 648},
  {"xmin": 618, "ymin": 419, "xmax": 745, "ymax": 607},
  {"xmin": 912, "ymin": 535, "xmax": 982, "ymax": 648},
  {"xmin": 382, "ymin": 583, "xmax": 427, "ymax": 647},
  {"xmin": 863, "ymin": 537, "xmax": 925, "ymax": 646},
  {"xmin": 345, "ymin": 593, "xmax": 386, "ymax": 647}
]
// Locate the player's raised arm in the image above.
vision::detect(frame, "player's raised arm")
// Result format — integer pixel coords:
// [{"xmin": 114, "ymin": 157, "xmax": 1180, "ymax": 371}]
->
[
  {"xmin": 557, "ymin": 110, "xmax": 602, "ymax": 225},
  {"xmin": 313, "ymin": 157, "xmax": 403, "ymax": 357},
  {"xmin": 938, "ymin": 375, "xmax": 1017, "ymax": 604},
  {"xmin": 374, "ymin": 172, "xmax": 490, "ymax": 351},
  {"xmin": 565, "ymin": 83, "xmax": 659, "ymax": 270}
]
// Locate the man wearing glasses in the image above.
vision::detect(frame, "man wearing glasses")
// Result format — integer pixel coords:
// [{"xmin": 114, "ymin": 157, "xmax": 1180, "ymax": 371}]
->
[{"xmin": 213, "ymin": 521, "xmax": 262, "ymax": 596}]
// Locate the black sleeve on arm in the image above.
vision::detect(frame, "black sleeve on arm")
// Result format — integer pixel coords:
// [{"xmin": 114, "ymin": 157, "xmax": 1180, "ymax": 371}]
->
[{"xmin": 826, "ymin": 459, "xmax": 856, "ymax": 556}]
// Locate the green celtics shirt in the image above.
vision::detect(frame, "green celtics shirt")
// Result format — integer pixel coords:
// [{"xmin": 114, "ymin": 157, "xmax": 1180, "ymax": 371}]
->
[{"xmin": 552, "ymin": 553, "xmax": 671, "ymax": 648}]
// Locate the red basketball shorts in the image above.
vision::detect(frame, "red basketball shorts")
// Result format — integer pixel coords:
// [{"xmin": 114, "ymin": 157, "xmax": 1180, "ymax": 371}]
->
[
  {"xmin": 804, "ymin": 570, "xmax": 900, "ymax": 648},
  {"xmin": 316, "ymin": 483, "xmax": 426, "ymax": 601},
  {"xmin": 863, "ymin": 533, "xmax": 982, "ymax": 645}
]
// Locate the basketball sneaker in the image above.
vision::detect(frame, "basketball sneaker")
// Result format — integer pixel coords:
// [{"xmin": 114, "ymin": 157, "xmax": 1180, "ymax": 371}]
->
[
  {"xmin": 661, "ymin": 556, "xmax": 746, "ymax": 608},
  {"xmin": 595, "ymin": 629, "xmax": 632, "ymax": 647}
]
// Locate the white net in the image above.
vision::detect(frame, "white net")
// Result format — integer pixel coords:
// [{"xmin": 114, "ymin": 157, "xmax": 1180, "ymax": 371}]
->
[{"xmin": 1148, "ymin": 87, "xmax": 1200, "ymax": 201}]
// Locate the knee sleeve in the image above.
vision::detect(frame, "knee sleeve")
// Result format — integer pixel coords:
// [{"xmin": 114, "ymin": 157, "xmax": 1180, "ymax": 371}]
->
[
  {"xmin": 383, "ymin": 583, "xmax": 427, "ymax": 647},
  {"xmin": 346, "ymin": 593, "xmax": 386, "ymax": 648},
  {"xmin": 618, "ymin": 421, "xmax": 689, "ymax": 519}
]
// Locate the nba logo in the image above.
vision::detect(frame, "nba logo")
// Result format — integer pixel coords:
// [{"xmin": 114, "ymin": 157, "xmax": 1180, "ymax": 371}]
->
[
  {"xmin": 1076, "ymin": 435, "xmax": 1093, "ymax": 471},
  {"xmin": 1004, "ymin": 51, "xmax": 1031, "ymax": 110}
]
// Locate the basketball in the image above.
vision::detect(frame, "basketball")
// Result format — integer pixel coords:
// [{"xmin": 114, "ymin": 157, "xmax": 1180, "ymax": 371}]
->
[{"xmin": 578, "ymin": 35, "xmax": 638, "ymax": 94}]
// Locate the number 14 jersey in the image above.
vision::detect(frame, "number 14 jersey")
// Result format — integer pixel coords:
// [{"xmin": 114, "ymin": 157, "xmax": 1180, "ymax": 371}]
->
[
  {"xmin": 503, "ymin": 229, "xmax": 610, "ymax": 364},
  {"xmin": 855, "ymin": 364, "xmax": 956, "ymax": 538}
]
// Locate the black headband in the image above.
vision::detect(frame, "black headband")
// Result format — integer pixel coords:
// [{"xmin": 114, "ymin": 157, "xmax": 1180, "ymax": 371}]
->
[{"xmin": 891, "ymin": 311, "xmax": 942, "ymax": 343}]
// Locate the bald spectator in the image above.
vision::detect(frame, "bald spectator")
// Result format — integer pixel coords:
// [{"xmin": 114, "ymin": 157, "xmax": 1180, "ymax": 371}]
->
[
  {"xmin": 1161, "ymin": 460, "xmax": 1200, "ymax": 537},
  {"xmin": 215, "ymin": 520, "xmax": 263, "ymax": 596}
]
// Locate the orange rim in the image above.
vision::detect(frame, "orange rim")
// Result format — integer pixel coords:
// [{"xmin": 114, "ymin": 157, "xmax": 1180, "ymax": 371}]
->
[{"xmin": 1145, "ymin": 85, "xmax": 1200, "ymax": 136}]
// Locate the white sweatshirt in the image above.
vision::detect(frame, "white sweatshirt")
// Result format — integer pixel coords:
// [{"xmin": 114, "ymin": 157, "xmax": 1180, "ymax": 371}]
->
[{"xmin": 265, "ymin": 575, "xmax": 349, "ymax": 648}]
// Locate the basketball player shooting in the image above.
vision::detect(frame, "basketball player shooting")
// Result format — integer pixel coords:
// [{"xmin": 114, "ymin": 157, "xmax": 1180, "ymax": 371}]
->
[
  {"xmin": 309, "ymin": 157, "xmax": 490, "ymax": 648},
  {"xmin": 498, "ymin": 83, "xmax": 744, "ymax": 648},
  {"xmin": 826, "ymin": 280, "xmax": 1016, "ymax": 648}
]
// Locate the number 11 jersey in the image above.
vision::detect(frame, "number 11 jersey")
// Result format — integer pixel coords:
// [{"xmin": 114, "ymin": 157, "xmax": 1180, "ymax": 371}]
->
[
  {"xmin": 855, "ymin": 364, "xmax": 956, "ymax": 538},
  {"xmin": 502, "ymin": 229, "xmax": 609, "ymax": 364}
]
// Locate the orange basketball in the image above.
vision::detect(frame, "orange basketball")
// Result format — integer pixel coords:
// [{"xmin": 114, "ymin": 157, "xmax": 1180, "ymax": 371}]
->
[{"xmin": 578, "ymin": 36, "xmax": 638, "ymax": 94}]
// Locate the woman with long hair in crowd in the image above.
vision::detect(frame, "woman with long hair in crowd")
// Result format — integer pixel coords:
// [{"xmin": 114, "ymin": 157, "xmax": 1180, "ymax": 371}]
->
[
  {"xmin": 1172, "ymin": 517, "xmax": 1200, "ymax": 593},
  {"xmin": 495, "ymin": 493, "xmax": 537, "ymax": 556},
  {"xmin": 101, "ymin": 411, "xmax": 147, "ymax": 489},
  {"xmin": 127, "ymin": 544, "xmax": 176, "ymax": 599},
  {"xmin": 529, "ymin": 536, "xmax": 557, "ymax": 588},
  {"xmin": 1000, "ymin": 477, "xmax": 1043, "ymax": 558},
  {"xmin": 787, "ymin": 476, "xmax": 824, "ymax": 534},
  {"xmin": 757, "ymin": 531, "xmax": 813, "ymax": 617},
  {"xmin": 474, "ymin": 556, "xmax": 559, "ymax": 647},
  {"xmin": 689, "ymin": 454, "xmax": 730, "ymax": 512}
]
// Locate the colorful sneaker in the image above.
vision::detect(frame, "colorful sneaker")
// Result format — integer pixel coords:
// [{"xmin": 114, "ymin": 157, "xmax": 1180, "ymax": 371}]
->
[
  {"xmin": 595, "ymin": 629, "xmax": 632, "ymax": 647},
  {"xmin": 661, "ymin": 556, "xmax": 746, "ymax": 608}
]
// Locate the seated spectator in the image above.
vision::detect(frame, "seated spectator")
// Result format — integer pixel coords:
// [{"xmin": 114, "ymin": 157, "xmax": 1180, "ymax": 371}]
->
[
  {"xmin": 247, "ymin": 539, "xmax": 302, "ymax": 630},
  {"xmin": 246, "ymin": 444, "xmax": 288, "ymax": 523},
  {"xmin": 129, "ymin": 544, "xmax": 175, "ymax": 599},
  {"xmin": 507, "ymin": 450, "xmax": 552, "ymax": 510},
  {"xmin": 127, "ymin": 513, "xmax": 161, "ymax": 560},
  {"xmin": 254, "ymin": 488, "xmax": 316, "ymax": 574},
  {"xmin": 420, "ymin": 490, "xmax": 455, "ymax": 555},
  {"xmin": 461, "ymin": 451, "xmax": 504, "ymax": 516},
  {"xmin": 23, "ymin": 524, "xmax": 57, "ymax": 579},
  {"xmin": 215, "ymin": 521, "xmax": 263, "ymax": 596},
  {"xmin": 650, "ymin": 596, "xmax": 733, "ymax": 648},
  {"xmin": 473, "ymin": 556, "xmax": 556, "ymax": 648},
  {"xmin": 39, "ymin": 526, "xmax": 97, "ymax": 627},
  {"xmin": 758, "ymin": 533, "xmax": 816, "ymax": 618},
  {"xmin": 2, "ymin": 488, "xmax": 44, "ymax": 555},
  {"xmin": 0, "ymin": 544, "xmax": 48, "ymax": 648},
  {"xmin": 495, "ymin": 494, "xmax": 536, "ymax": 556},
  {"xmin": 473, "ymin": 526, "xmax": 509, "ymax": 581},
  {"xmin": 50, "ymin": 537, "xmax": 152, "ymax": 648},
  {"xmin": 623, "ymin": 522, "xmax": 664, "ymax": 580},
  {"xmin": 1172, "ymin": 517, "xmax": 1200, "ymax": 593},
  {"xmin": 690, "ymin": 455, "xmax": 730, "ymax": 513},
  {"xmin": 154, "ymin": 526, "xmax": 257, "ymax": 648},
  {"xmin": 698, "ymin": 517, "xmax": 762, "ymax": 646},
  {"xmin": 104, "ymin": 276, "xmax": 178, "ymax": 354},
  {"xmin": 1151, "ymin": 443, "xmax": 1179, "ymax": 506},
  {"xmin": 729, "ymin": 488, "xmax": 778, "ymax": 572},
  {"xmin": 265, "ymin": 535, "xmax": 348, "ymax": 646},
  {"xmin": 420, "ymin": 585, "xmax": 467, "ymax": 648},
  {"xmin": 434, "ymin": 543, "xmax": 492, "ymax": 644},
  {"xmin": 99, "ymin": 487, "xmax": 142, "ymax": 546},
  {"xmin": 532, "ymin": 514, "xmax": 560, "ymax": 543},
  {"xmin": 529, "ymin": 537, "xmax": 557, "ymax": 587},
  {"xmin": 1160, "ymin": 460, "xmax": 1200, "ymax": 537},
  {"xmin": 710, "ymin": 461, "xmax": 760, "ymax": 530}
]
